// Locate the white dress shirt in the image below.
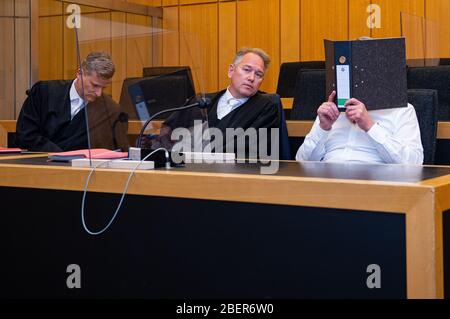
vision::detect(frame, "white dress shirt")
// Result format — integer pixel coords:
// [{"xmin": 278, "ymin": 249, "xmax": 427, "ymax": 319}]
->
[
  {"xmin": 295, "ymin": 103, "xmax": 424, "ymax": 164},
  {"xmin": 69, "ymin": 79, "xmax": 85, "ymax": 120},
  {"xmin": 216, "ymin": 87, "xmax": 249, "ymax": 120}
]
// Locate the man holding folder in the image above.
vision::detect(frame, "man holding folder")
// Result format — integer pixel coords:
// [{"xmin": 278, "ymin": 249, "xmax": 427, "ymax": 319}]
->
[{"xmin": 295, "ymin": 90, "xmax": 423, "ymax": 164}]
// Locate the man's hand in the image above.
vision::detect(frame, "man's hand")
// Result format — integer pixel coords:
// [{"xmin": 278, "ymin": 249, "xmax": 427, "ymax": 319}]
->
[
  {"xmin": 344, "ymin": 98, "xmax": 374, "ymax": 132},
  {"xmin": 317, "ymin": 91, "xmax": 340, "ymax": 131}
]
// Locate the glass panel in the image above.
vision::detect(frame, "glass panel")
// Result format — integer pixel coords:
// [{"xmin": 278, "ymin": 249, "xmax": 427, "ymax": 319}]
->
[
  {"xmin": 36, "ymin": 0, "xmax": 207, "ymax": 151},
  {"xmin": 401, "ymin": 12, "xmax": 440, "ymax": 67},
  {"xmin": 0, "ymin": 17, "xmax": 15, "ymax": 120},
  {"xmin": 0, "ymin": 0, "xmax": 31, "ymax": 120}
]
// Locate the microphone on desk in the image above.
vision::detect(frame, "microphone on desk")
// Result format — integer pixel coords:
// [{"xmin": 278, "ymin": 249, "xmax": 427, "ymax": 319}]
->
[
  {"xmin": 112, "ymin": 112, "xmax": 129, "ymax": 150},
  {"xmin": 129, "ymin": 95, "xmax": 211, "ymax": 167}
]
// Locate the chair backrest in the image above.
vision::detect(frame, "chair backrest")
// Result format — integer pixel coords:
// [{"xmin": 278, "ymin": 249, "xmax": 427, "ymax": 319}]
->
[
  {"xmin": 407, "ymin": 89, "xmax": 439, "ymax": 165},
  {"xmin": 407, "ymin": 66, "xmax": 450, "ymax": 120},
  {"xmin": 261, "ymin": 93, "xmax": 291, "ymax": 160},
  {"xmin": 128, "ymin": 73, "xmax": 196, "ymax": 120},
  {"xmin": 439, "ymin": 58, "xmax": 450, "ymax": 66},
  {"xmin": 290, "ymin": 69, "xmax": 326, "ymax": 120},
  {"xmin": 143, "ymin": 65, "xmax": 191, "ymax": 76},
  {"xmin": 142, "ymin": 66, "xmax": 195, "ymax": 92},
  {"xmin": 276, "ymin": 61, "xmax": 325, "ymax": 98}
]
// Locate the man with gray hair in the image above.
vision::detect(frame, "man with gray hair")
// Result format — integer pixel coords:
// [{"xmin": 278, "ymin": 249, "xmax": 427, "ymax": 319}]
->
[
  {"xmin": 145, "ymin": 47, "xmax": 280, "ymax": 159},
  {"xmin": 16, "ymin": 51, "xmax": 128, "ymax": 152}
]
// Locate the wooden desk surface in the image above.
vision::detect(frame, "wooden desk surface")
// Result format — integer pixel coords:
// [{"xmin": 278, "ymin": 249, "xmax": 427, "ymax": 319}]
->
[
  {"xmin": 0, "ymin": 153, "xmax": 48, "ymax": 161},
  {"xmin": 1, "ymin": 159, "xmax": 450, "ymax": 298},
  {"xmin": 2, "ymin": 156, "xmax": 450, "ymax": 184}
]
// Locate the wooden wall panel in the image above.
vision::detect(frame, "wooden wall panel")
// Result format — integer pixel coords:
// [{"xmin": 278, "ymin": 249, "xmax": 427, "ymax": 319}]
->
[
  {"xmin": 237, "ymin": 0, "xmax": 280, "ymax": 94},
  {"xmin": 179, "ymin": 3, "xmax": 218, "ymax": 93},
  {"xmin": 64, "ymin": 10, "xmax": 113, "ymax": 83},
  {"xmin": 79, "ymin": 12, "xmax": 112, "ymax": 55},
  {"xmin": 163, "ymin": 0, "xmax": 179, "ymax": 6},
  {"xmin": 0, "ymin": 18, "xmax": 14, "ymax": 120},
  {"xmin": 301, "ymin": 0, "xmax": 348, "ymax": 61},
  {"xmin": 371, "ymin": 0, "xmax": 425, "ymax": 38},
  {"xmin": 280, "ymin": 0, "xmax": 300, "ymax": 63},
  {"xmin": 39, "ymin": 1, "xmax": 63, "ymax": 80},
  {"xmin": 126, "ymin": 14, "xmax": 153, "ymax": 78},
  {"xmin": 0, "ymin": 0, "xmax": 14, "ymax": 15},
  {"xmin": 39, "ymin": 0, "xmax": 63, "ymax": 16},
  {"xmin": 15, "ymin": 18, "xmax": 30, "ymax": 116},
  {"xmin": 180, "ymin": 0, "xmax": 217, "ymax": 5},
  {"xmin": 62, "ymin": 4, "xmax": 106, "ymax": 80},
  {"xmin": 72, "ymin": 4, "xmax": 104, "ymax": 14},
  {"xmin": 128, "ymin": 0, "xmax": 162, "ymax": 6},
  {"xmin": 111, "ymin": 12, "xmax": 127, "ymax": 102},
  {"xmin": 371, "ymin": 0, "xmax": 425, "ymax": 60},
  {"xmin": 63, "ymin": 16, "xmax": 77, "ymax": 80},
  {"xmin": 218, "ymin": 1, "xmax": 236, "ymax": 88},
  {"xmin": 162, "ymin": 6, "xmax": 179, "ymax": 66},
  {"xmin": 426, "ymin": 0, "xmax": 450, "ymax": 57},
  {"xmin": 79, "ymin": 12, "xmax": 112, "ymax": 91},
  {"xmin": 152, "ymin": 16, "xmax": 164, "ymax": 66},
  {"xmin": 39, "ymin": 16, "xmax": 64, "ymax": 80},
  {"xmin": 349, "ymin": 0, "xmax": 371, "ymax": 39},
  {"xmin": 15, "ymin": 0, "xmax": 30, "ymax": 16},
  {"xmin": 8, "ymin": 0, "xmax": 450, "ymax": 119}
]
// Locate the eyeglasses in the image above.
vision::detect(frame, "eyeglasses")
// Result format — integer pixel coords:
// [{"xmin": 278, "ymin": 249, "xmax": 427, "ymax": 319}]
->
[{"xmin": 238, "ymin": 65, "xmax": 265, "ymax": 79}]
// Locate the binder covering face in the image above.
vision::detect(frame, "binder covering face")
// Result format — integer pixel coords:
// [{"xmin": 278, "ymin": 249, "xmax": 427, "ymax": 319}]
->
[{"xmin": 324, "ymin": 37, "xmax": 407, "ymax": 110}]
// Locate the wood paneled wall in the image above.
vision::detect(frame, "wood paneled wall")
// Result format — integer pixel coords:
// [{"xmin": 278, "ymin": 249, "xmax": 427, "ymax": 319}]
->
[
  {"xmin": 2, "ymin": 0, "xmax": 449, "ymax": 119},
  {"xmin": 131, "ymin": 0, "xmax": 450, "ymax": 96},
  {"xmin": 0, "ymin": 0, "xmax": 31, "ymax": 120},
  {"xmin": 38, "ymin": 0, "xmax": 162, "ymax": 102}
]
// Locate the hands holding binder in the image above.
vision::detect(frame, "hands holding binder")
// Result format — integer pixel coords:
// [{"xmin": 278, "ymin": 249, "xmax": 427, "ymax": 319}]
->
[
  {"xmin": 318, "ymin": 91, "xmax": 340, "ymax": 131},
  {"xmin": 318, "ymin": 90, "xmax": 374, "ymax": 132},
  {"xmin": 345, "ymin": 98, "xmax": 374, "ymax": 132}
]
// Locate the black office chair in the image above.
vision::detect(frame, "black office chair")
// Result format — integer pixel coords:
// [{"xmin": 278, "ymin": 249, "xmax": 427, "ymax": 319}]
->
[
  {"xmin": 290, "ymin": 69, "xmax": 326, "ymax": 120},
  {"xmin": 261, "ymin": 93, "xmax": 291, "ymax": 160},
  {"xmin": 128, "ymin": 73, "xmax": 196, "ymax": 121},
  {"xmin": 439, "ymin": 58, "xmax": 450, "ymax": 66},
  {"xmin": 407, "ymin": 66, "xmax": 450, "ymax": 120},
  {"xmin": 276, "ymin": 61, "xmax": 325, "ymax": 98},
  {"xmin": 407, "ymin": 89, "xmax": 439, "ymax": 165},
  {"xmin": 143, "ymin": 65, "xmax": 192, "ymax": 78},
  {"xmin": 143, "ymin": 66, "xmax": 195, "ymax": 101}
]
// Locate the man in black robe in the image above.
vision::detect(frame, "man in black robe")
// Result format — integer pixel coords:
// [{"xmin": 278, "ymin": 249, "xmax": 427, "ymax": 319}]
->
[
  {"xmin": 15, "ymin": 52, "xmax": 129, "ymax": 152},
  {"xmin": 144, "ymin": 47, "xmax": 280, "ymax": 159}
]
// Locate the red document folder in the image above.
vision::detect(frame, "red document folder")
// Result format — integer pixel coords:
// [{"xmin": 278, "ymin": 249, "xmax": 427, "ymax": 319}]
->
[
  {"xmin": 48, "ymin": 149, "xmax": 128, "ymax": 161},
  {"xmin": 0, "ymin": 148, "xmax": 22, "ymax": 154}
]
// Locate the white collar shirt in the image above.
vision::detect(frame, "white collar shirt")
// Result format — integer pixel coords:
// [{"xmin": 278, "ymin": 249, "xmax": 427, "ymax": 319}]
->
[
  {"xmin": 295, "ymin": 103, "xmax": 424, "ymax": 165},
  {"xmin": 69, "ymin": 79, "xmax": 85, "ymax": 120},
  {"xmin": 216, "ymin": 87, "xmax": 249, "ymax": 120}
]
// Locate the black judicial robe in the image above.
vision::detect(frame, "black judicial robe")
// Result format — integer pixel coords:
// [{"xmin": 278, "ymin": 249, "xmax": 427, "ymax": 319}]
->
[
  {"xmin": 146, "ymin": 90, "xmax": 280, "ymax": 157},
  {"xmin": 15, "ymin": 80, "xmax": 129, "ymax": 152}
]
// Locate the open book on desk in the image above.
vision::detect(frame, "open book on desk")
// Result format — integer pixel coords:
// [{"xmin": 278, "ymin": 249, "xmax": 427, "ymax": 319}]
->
[{"xmin": 48, "ymin": 148, "xmax": 128, "ymax": 162}]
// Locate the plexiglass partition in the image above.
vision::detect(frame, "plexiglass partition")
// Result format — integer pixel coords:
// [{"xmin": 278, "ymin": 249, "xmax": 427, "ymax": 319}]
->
[
  {"xmin": 0, "ymin": 0, "xmax": 32, "ymax": 120},
  {"xmin": 401, "ymin": 12, "xmax": 441, "ymax": 67},
  {"xmin": 38, "ymin": 0, "xmax": 164, "ymax": 102}
]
